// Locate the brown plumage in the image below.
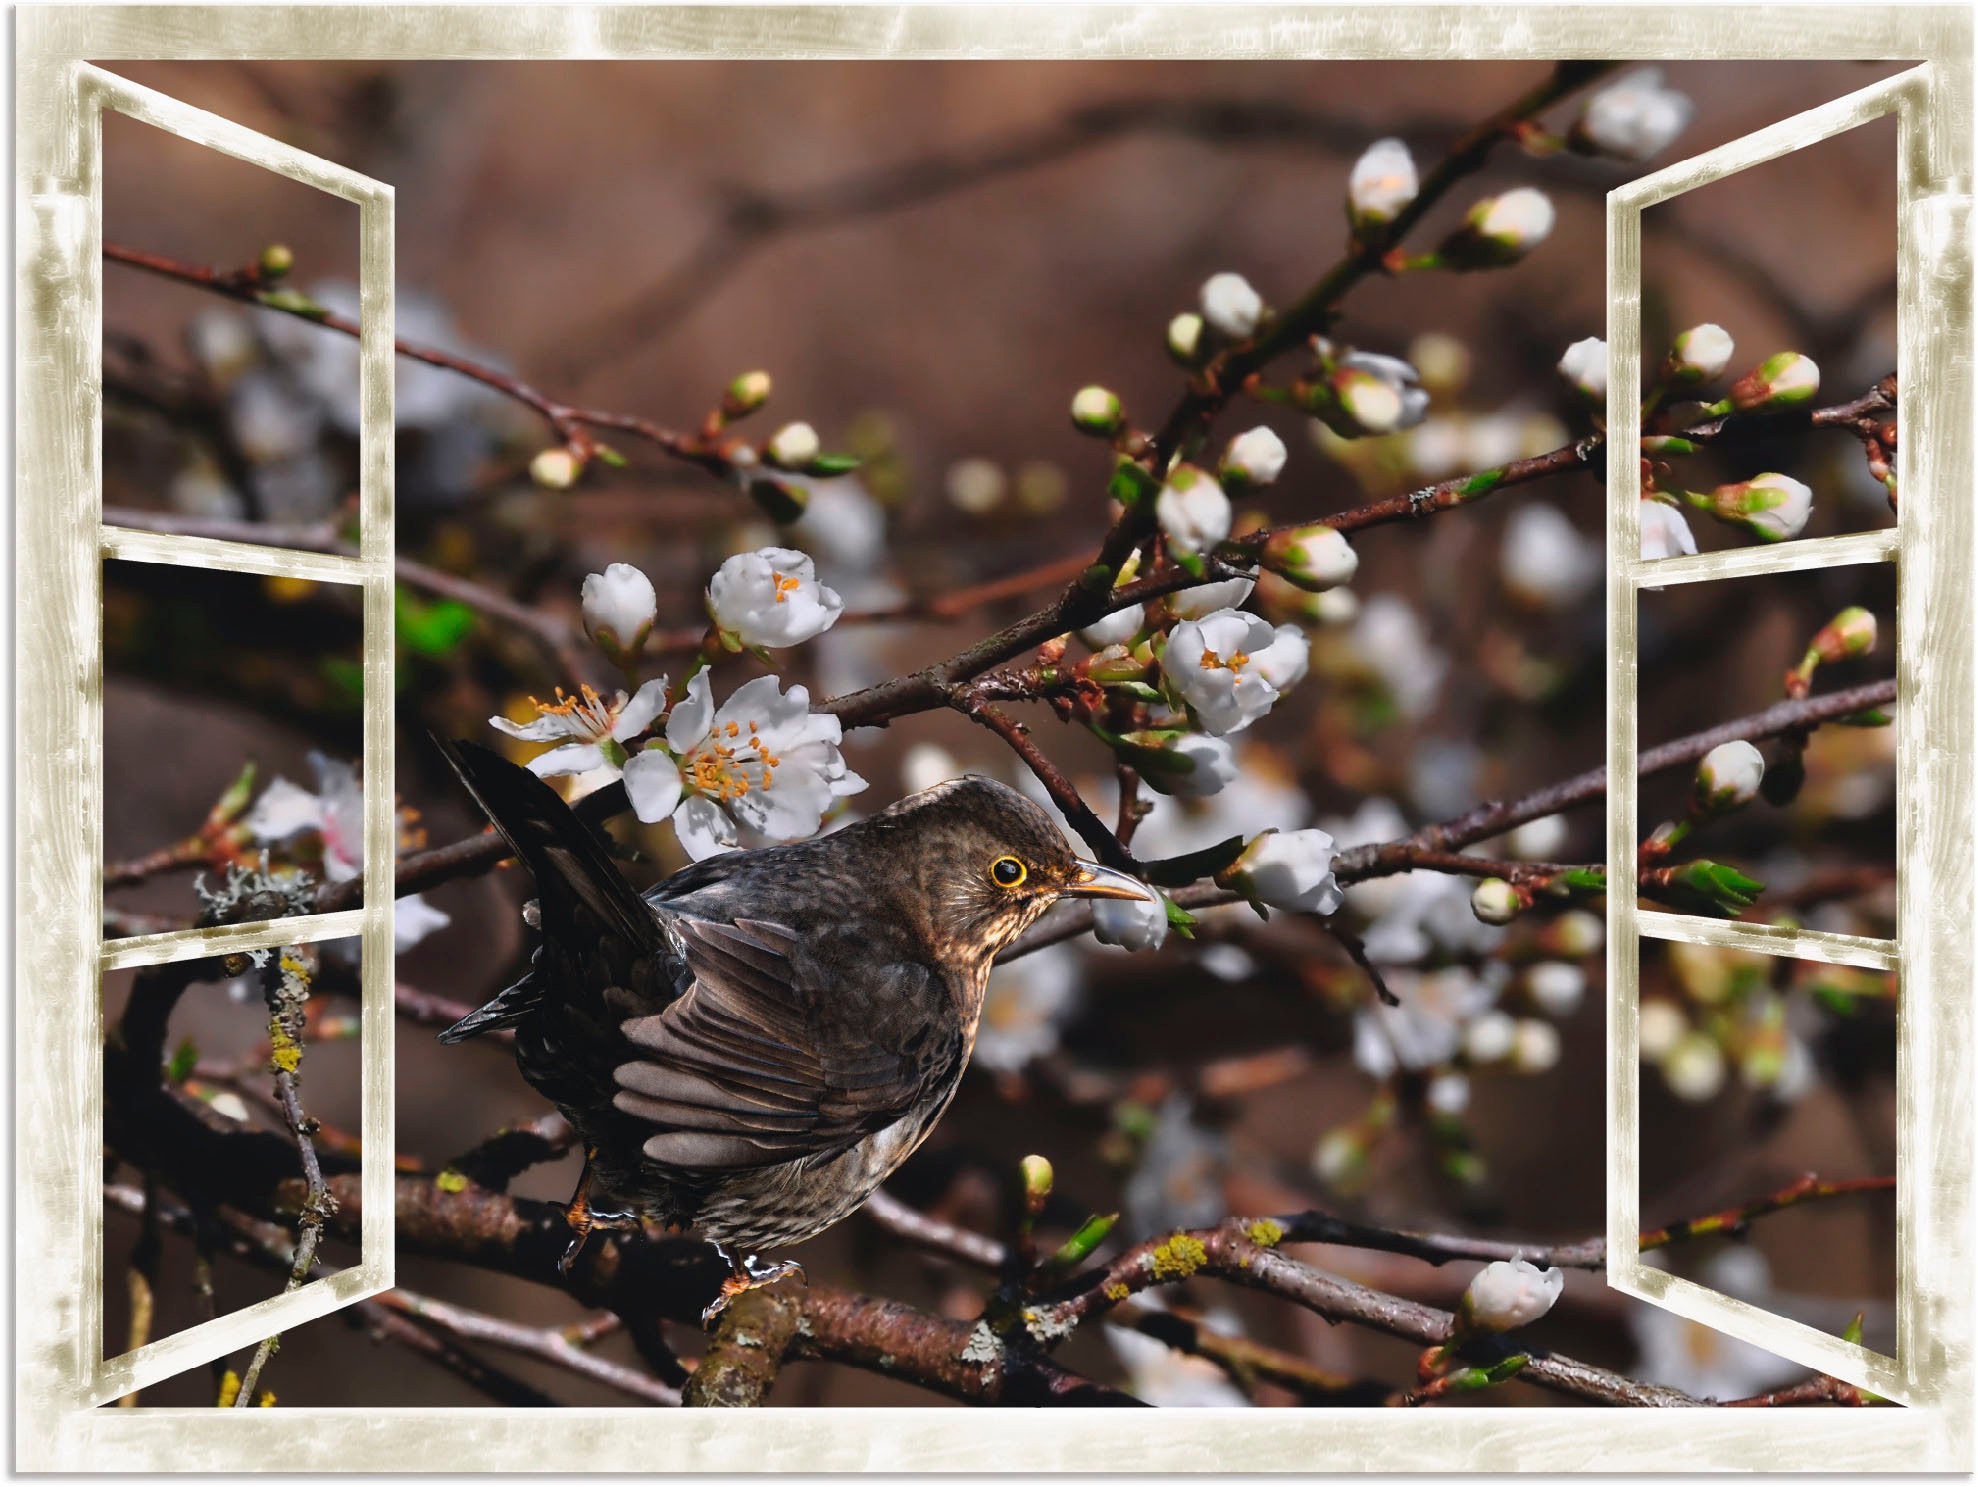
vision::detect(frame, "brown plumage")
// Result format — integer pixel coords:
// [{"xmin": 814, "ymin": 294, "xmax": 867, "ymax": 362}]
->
[{"xmin": 435, "ymin": 739, "xmax": 1150, "ymax": 1322}]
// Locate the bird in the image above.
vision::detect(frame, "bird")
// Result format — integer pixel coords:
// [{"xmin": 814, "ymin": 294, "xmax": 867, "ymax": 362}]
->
[{"xmin": 433, "ymin": 738, "xmax": 1152, "ymax": 1324}]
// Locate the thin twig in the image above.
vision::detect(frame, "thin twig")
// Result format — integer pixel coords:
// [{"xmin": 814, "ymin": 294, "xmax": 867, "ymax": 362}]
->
[{"xmin": 372, "ymin": 1288, "xmax": 681, "ymax": 1406}]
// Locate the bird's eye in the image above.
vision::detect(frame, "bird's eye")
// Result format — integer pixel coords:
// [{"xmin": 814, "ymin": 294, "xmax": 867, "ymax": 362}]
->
[{"xmin": 990, "ymin": 856, "xmax": 1027, "ymax": 888}]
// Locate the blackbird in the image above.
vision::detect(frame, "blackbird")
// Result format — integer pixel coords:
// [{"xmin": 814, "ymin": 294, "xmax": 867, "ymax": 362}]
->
[{"xmin": 435, "ymin": 739, "xmax": 1151, "ymax": 1322}]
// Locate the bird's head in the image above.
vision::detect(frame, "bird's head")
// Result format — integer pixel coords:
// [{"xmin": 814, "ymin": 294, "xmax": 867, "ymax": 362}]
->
[{"xmin": 862, "ymin": 775, "xmax": 1153, "ymax": 967}]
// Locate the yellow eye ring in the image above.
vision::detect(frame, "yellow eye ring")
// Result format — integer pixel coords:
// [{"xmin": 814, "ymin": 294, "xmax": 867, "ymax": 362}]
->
[{"xmin": 990, "ymin": 856, "xmax": 1027, "ymax": 888}]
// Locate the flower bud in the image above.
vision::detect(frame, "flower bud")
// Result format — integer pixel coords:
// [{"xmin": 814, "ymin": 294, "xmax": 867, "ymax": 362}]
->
[
  {"xmin": 258, "ymin": 243, "xmax": 295, "ymax": 279},
  {"xmin": 581, "ymin": 562, "xmax": 657, "ymax": 663},
  {"xmin": 1200, "ymin": 272, "xmax": 1264, "ymax": 339},
  {"xmin": 529, "ymin": 446, "xmax": 583, "ymax": 489},
  {"xmin": 1460, "ymin": 1260, "xmax": 1563, "ymax": 1334},
  {"xmin": 1694, "ymin": 472, "xmax": 1813, "ymax": 542},
  {"xmin": 1661, "ymin": 1030, "xmax": 1727, "ymax": 1102},
  {"xmin": 1078, "ymin": 604, "xmax": 1144, "ymax": 650},
  {"xmin": 721, "ymin": 369, "xmax": 773, "ymax": 419},
  {"xmin": 1572, "ymin": 67, "xmax": 1693, "ymax": 162},
  {"xmin": 1511, "ymin": 1018, "xmax": 1562, "ymax": 1074},
  {"xmin": 1091, "ymin": 886, "xmax": 1170, "ymax": 952},
  {"xmin": 1811, "ymin": 606, "xmax": 1878, "ymax": 663},
  {"xmin": 1638, "ymin": 999, "xmax": 1688, "ymax": 1061},
  {"xmin": 1669, "ymin": 324, "xmax": 1733, "ymax": 383},
  {"xmin": 1639, "ymin": 496, "xmax": 1697, "ymax": 561},
  {"xmin": 1311, "ymin": 351, "xmax": 1429, "ymax": 438},
  {"xmin": 1154, "ymin": 464, "xmax": 1232, "ymax": 559},
  {"xmin": 1470, "ymin": 877, "xmax": 1521, "ymax": 926},
  {"xmin": 1134, "ymin": 731, "xmax": 1237, "ymax": 799},
  {"xmin": 1556, "ymin": 336, "xmax": 1608, "ymax": 402},
  {"xmin": 1692, "ymin": 740, "xmax": 1765, "ymax": 816},
  {"xmin": 765, "ymin": 421, "xmax": 822, "ymax": 471},
  {"xmin": 1218, "ymin": 828, "xmax": 1343, "ymax": 914},
  {"xmin": 1526, "ymin": 962, "xmax": 1586, "ymax": 1017},
  {"xmin": 1312, "ymin": 1125, "xmax": 1367, "ymax": 1189},
  {"xmin": 1347, "ymin": 137, "xmax": 1419, "ymax": 228},
  {"xmin": 1219, "ymin": 425, "xmax": 1287, "ymax": 489},
  {"xmin": 1728, "ymin": 351, "xmax": 1820, "ymax": 411},
  {"xmin": 1436, "ymin": 188, "xmax": 1555, "ymax": 270},
  {"xmin": 1167, "ymin": 576, "xmax": 1255, "ymax": 620},
  {"xmin": 1263, "ymin": 524, "xmax": 1358, "ymax": 592},
  {"xmin": 1020, "ymin": 1153, "xmax": 1055, "ymax": 1204},
  {"xmin": 1426, "ymin": 1071, "xmax": 1471, "ymax": 1117},
  {"xmin": 1166, "ymin": 311, "xmax": 1206, "ymax": 364},
  {"xmin": 1463, "ymin": 1010, "xmax": 1517, "ymax": 1064},
  {"xmin": 1546, "ymin": 909, "xmax": 1605, "ymax": 960},
  {"xmin": 1071, "ymin": 385, "xmax": 1124, "ymax": 437}
]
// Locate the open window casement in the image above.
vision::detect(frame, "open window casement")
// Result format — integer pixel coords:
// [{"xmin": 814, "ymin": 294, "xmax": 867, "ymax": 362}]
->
[
  {"xmin": 16, "ymin": 62, "xmax": 395, "ymax": 1424},
  {"xmin": 1605, "ymin": 64, "xmax": 1969, "ymax": 1410}
]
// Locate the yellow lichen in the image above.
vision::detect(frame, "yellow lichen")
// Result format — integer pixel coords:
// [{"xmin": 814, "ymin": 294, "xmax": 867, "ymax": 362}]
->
[
  {"xmin": 1246, "ymin": 1218, "xmax": 1286, "ymax": 1248},
  {"xmin": 1103, "ymin": 1282, "xmax": 1130, "ymax": 1302},
  {"xmin": 435, "ymin": 1169, "xmax": 469, "ymax": 1193},
  {"xmin": 215, "ymin": 1370, "xmax": 241, "ymax": 1409},
  {"xmin": 1148, "ymin": 1233, "xmax": 1208, "ymax": 1280},
  {"xmin": 270, "ymin": 1044, "xmax": 301, "ymax": 1074}
]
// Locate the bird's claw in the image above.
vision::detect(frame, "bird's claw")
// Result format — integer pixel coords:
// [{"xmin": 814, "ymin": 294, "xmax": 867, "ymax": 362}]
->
[{"xmin": 700, "ymin": 1254, "xmax": 808, "ymax": 1329}]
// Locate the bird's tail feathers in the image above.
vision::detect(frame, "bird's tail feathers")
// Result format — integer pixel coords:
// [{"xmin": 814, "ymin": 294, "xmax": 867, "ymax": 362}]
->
[{"xmin": 432, "ymin": 736, "xmax": 663, "ymax": 966}]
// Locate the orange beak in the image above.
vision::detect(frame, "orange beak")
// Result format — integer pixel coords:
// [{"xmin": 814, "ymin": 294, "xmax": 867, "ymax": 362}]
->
[{"xmin": 1064, "ymin": 862, "xmax": 1155, "ymax": 901}]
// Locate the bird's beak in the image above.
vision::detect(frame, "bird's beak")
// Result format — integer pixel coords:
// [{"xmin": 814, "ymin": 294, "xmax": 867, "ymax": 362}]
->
[{"xmin": 1064, "ymin": 861, "xmax": 1155, "ymax": 901}]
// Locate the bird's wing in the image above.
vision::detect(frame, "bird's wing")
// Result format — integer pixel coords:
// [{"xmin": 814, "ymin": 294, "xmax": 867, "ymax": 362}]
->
[{"xmin": 612, "ymin": 915, "xmax": 959, "ymax": 1171}]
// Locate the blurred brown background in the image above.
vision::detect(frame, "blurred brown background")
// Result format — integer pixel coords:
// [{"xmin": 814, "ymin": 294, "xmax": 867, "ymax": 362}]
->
[{"xmin": 96, "ymin": 57, "xmax": 1902, "ymax": 1408}]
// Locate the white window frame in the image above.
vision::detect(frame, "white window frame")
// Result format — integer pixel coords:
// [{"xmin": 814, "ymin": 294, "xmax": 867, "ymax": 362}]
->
[
  {"xmin": 1604, "ymin": 63, "xmax": 1969, "ymax": 1412},
  {"xmin": 16, "ymin": 62, "xmax": 397, "ymax": 1423},
  {"xmin": 15, "ymin": 6, "xmax": 1972, "ymax": 1473}
]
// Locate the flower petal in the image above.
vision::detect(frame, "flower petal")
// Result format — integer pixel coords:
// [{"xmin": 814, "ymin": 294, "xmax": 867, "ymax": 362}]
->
[
  {"xmin": 613, "ymin": 677, "xmax": 671, "ymax": 741},
  {"xmin": 525, "ymin": 741, "xmax": 609, "ymax": 779},
  {"xmin": 666, "ymin": 670, "xmax": 715, "ymax": 752},
  {"xmin": 673, "ymin": 795, "xmax": 739, "ymax": 860},
  {"xmin": 623, "ymin": 749, "xmax": 684, "ymax": 824}
]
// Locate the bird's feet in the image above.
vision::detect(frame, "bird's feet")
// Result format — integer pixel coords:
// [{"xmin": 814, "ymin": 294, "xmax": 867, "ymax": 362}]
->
[
  {"xmin": 557, "ymin": 1148, "xmax": 640, "ymax": 1276},
  {"xmin": 701, "ymin": 1245, "xmax": 809, "ymax": 1329}
]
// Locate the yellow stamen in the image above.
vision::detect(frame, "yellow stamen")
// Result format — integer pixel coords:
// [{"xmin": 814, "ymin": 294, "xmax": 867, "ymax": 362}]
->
[{"xmin": 773, "ymin": 573, "xmax": 801, "ymax": 604}]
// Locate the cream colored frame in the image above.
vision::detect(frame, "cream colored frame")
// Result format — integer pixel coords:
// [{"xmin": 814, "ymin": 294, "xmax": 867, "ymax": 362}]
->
[
  {"xmin": 14, "ymin": 5, "xmax": 1972, "ymax": 1474},
  {"xmin": 16, "ymin": 56, "xmax": 397, "ymax": 1439},
  {"xmin": 1605, "ymin": 62, "xmax": 1969, "ymax": 1414}
]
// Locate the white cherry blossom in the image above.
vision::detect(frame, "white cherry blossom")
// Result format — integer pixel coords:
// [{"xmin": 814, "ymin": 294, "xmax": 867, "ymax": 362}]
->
[
  {"xmin": 707, "ymin": 546, "xmax": 844, "ymax": 648},
  {"xmin": 1164, "ymin": 609, "xmax": 1308, "ymax": 736},
  {"xmin": 1222, "ymin": 828, "xmax": 1342, "ymax": 914},
  {"xmin": 1154, "ymin": 465, "xmax": 1232, "ymax": 559},
  {"xmin": 490, "ymin": 680, "xmax": 668, "ymax": 780},
  {"xmin": 581, "ymin": 562, "xmax": 657, "ymax": 661}
]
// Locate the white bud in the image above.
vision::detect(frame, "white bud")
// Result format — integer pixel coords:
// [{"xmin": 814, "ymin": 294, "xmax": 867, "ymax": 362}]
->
[
  {"xmin": 1312, "ymin": 1127, "xmax": 1366, "ymax": 1188},
  {"xmin": 1557, "ymin": 337, "xmax": 1608, "ymax": 401},
  {"xmin": 1348, "ymin": 137, "xmax": 1419, "ymax": 226},
  {"xmin": 1200, "ymin": 272, "xmax": 1264, "ymax": 339},
  {"xmin": 1511, "ymin": 1018, "xmax": 1562, "ymax": 1074},
  {"xmin": 1077, "ymin": 604, "xmax": 1144, "ymax": 650},
  {"xmin": 1220, "ymin": 426, "xmax": 1287, "ymax": 488},
  {"xmin": 765, "ymin": 421, "xmax": 821, "ymax": 470},
  {"xmin": 1221, "ymin": 828, "xmax": 1343, "ymax": 915},
  {"xmin": 1426, "ymin": 1071, "xmax": 1471, "ymax": 1117},
  {"xmin": 1729, "ymin": 352, "xmax": 1820, "ymax": 411},
  {"xmin": 1637, "ymin": 999, "xmax": 1688, "ymax": 1061},
  {"xmin": 1693, "ymin": 739, "xmax": 1765, "ymax": 814},
  {"xmin": 1071, "ymin": 385, "xmax": 1124, "ymax": 436},
  {"xmin": 1575, "ymin": 68, "xmax": 1694, "ymax": 162},
  {"xmin": 208, "ymin": 1090, "xmax": 251, "ymax": 1123},
  {"xmin": 1661, "ymin": 1030, "xmax": 1727, "ymax": 1102},
  {"xmin": 580, "ymin": 562, "xmax": 657, "ymax": 659},
  {"xmin": 1670, "ymin": 323, "xmax": 1734, "ymax": 382},
  {"xmin": 1639, "ymin": 497, "xmax": 1698, "ymax": 561},
  {"xmin": 1139, "ymin": 732, "xmax": 1238, "ymax": 800},
  {"xmin": 1507, "ymin": 813, "xmax": 1568, "ymax": 860},
  {"xmin": 1167, "ymin": 312, "xmax": 1205, "ymax": 363},
  {"xmin": 1461, "ymin": 1259, "xmax": 1564, "ymax": 1332},
  {"xmin": 1154, "ymin": 465, "xmax": 1232, "ymax": 558},
  {"xmin": 1091, "ymin": 887, "xmax": 1170, "ymax": 952},
  {"xmin": 1550, "ymin": 909, "xmax": 1606, "ymax": 959},
  {"xmin": 1470, "ymin": 877, "xmax": 1521, "ymax": 926},
  {"xmin": 1464, "ymin": 1010, "xmax": 1518, "ymax": 1064},
  {"xmin": 1441, "ymin": 188, "xmax": 1554, "ymax": 269},
  {"xmin": 1264, "ymin": 524, "xmax": 1357, "ymax": 592},
  {"xmin": 1701, "ymin": 473, "xmax": 1813, "ymax": 542},
  {"xmin": 529, "ymin": 446, "xmax": 582, "ymax": 489},
  {"xmin": 1526, "ymin": 961, "xmax": 1587, "ymax": 1017},
  {"xmin": 1501, "ymin": 502, "xmax": 1600, "ymax": 611},
  {"xmin": 1318, "ymin": 351, "xmax": 1429, "ymax": 438}
]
